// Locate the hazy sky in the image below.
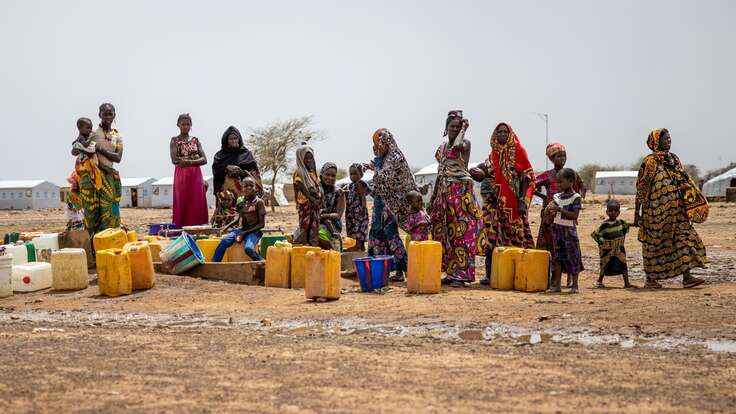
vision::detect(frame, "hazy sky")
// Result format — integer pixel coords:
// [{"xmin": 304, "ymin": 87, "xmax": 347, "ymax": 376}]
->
[{"xmin": 1, "ymin": 0, "xmax": 734, "ymax": 184}]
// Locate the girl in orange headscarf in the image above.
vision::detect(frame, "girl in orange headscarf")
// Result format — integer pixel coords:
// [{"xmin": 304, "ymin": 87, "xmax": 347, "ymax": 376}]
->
[
  {"xmin": 635, "ymin": 128, "xmax": 708, "ymax": 288},
  {"xmin": 471, "ymin": 123, "xmax": 535, "ymax": 285}
]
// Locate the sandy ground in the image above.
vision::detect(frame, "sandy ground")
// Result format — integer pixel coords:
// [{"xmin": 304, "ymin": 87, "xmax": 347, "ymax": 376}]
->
[{"xmin": 1, "ymin": 196, "xmax": 735, "ymax": 413}]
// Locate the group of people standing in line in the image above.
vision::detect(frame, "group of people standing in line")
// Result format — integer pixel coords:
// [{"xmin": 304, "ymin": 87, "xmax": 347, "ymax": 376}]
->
[{"xmin": 68, "ymin": 104, "xmax": 709, "ymax": 291}]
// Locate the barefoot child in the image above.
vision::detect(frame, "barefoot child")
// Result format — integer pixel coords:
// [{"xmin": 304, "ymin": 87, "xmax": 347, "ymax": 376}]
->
[
  {"xmin": 591, "ymin": 199, "xmax": 636, "ymax": 288},
  {"xmin": 212, "ymin": 177, "xmax": 266, "ymax": 261},
  {"xmin": 293, "ymin": 145, "xmax": 322, "ymax": 246},
  {"xmin": 404, "ymin": 190, "xmax": 431, "ymax": 242},
  {"xmin": 345, "ymin": 163, "xmax": 370, "ymax": 251},
  {"xmin": 546, "ymin": 168, "xmax": 584, "ymax": 293}
]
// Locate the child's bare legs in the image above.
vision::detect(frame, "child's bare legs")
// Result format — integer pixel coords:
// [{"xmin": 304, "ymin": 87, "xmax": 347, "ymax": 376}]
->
[
  {"xmin": 549, "ymin": 264, "xmax": 562, "ymax": 292},
  {"xmin": 570, "ymin": 272, "xmax": 580, "ymax": 293},
  {"xmin": 622, "ymin": 271, "xmax": 637, "ymax": 288}
]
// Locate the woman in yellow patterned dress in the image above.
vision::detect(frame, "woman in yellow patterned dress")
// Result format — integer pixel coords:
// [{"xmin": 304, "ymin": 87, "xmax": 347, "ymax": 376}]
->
[{"xmin": 634, "ymin": 128, "xmax": 707, "ymax": 288}]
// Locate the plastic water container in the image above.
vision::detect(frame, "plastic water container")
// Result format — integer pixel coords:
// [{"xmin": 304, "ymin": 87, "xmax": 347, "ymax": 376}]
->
[
  {"xmin": 143, "ymin": 235, "xmax": 166, "ymax": 243},
  {"xmin": 353, "ymin": 255, "xmax": 392, "ymax": 292},
  {"xmin": 304, "ymin": 250, "xmax": 341, "ymax": 301},
  {"xmin": 407, "ymin": 241, "xmax": 442, "ymax": 294},
  {"xmin": 96, "ymin": 248, "xmax": 132, "ymax": 297},
  {"xmin": 32, "ymin": 233, "xmax": 59, "ymax": 263},
  {"xmin": 514, "ymin": 249, "xmax": 551, "ymax": 292},
  {"xmin": 227, "ymin": 241, "xmax": 252, "ymax": 262},
  {"xmin": 25, "ymin": 241, "xmax": 36, "ymax": 262},
  {"xmin": 490, "ymin": 247, "xmax": 522, "ymax": 290},
  {"xmin": 126, "ymin": 230, "xmax": 138, "ymax": 243},
  {"xmin": 0, "ymin": 255, "xmax": 12, "ymax": 298},
  {"xmin": 4, "ymin": 232, "xmax": 20, "ymax": 244},
  {"xmin": 93, "ymin": 228, "xmax": 128, "ymax": 252},
  {"xmin": 148, "ymin": 240, "xmax": 171, "ymax": 262},
  {"xmin": 259, "ymin": 234, "xmax": 287, "ymax": 259},
  {"xmin": 20, "ymin": 232, "xmax": 43, "ymax": 241},
  {"xmin": 124, "ymin": 241, "xmax": 155, "ymax": 290},
  {"xmin": 265, "ymin": 244, "xmax": 292, "ymax": 288},
  {"xmin": 159, "ymin": 233, "xmax": 204, "ymax": 275},
  {"xmin": 12, "ymin": 262, "xmax": 52, "ymax": 292},
  {"xmin": 2, "ymin": 244, "xmax": 28, "ymax": 265},
  {"xmin": 196, "ymin": 238, "xmax": 224, "ymax": 262},
  {"xmin": 342, "ymin": 237, "xmax": 357, "ymax": 250},
  {"xmin": 290, "ymin": 246, "xmax": 321, "ymax": 289},
  {"xmin": 51, "ymin": 248, "xmax": 89, "ymax": 290}
]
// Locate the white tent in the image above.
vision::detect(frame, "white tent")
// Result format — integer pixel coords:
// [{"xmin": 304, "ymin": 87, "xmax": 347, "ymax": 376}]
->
[
  {"xmin": 0, "ymin": 180, "xmax": 60, "ymax": 210},
  {"xmin": 593, "ymin": 171, "xmax": 638, "ymax": 195},
  {"xmin": 703, "ymin": 167, "xmax": 736, "ymax": 198},
  {"xmin": 121, "ymin": 177, "xmax": 156, "ymax": 208},
  {"xmin": 152, "ymin": 176, "xmax": 215, "ymax": 208}
]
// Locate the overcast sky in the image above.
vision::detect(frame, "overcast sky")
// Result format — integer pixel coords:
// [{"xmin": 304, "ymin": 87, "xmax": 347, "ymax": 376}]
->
[{"xmin": 1, "ymin": 0, "xmax": 734, "ymax": 184}]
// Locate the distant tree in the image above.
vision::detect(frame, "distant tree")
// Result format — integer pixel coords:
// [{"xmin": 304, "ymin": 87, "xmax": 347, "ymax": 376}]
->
[
  {"xmin": 630, "ymin": 156, "xmax": 646, "ymax": 170},
  {"xmin": 684, "ymin": 164, "xmax": 700, "ymax": 182},
  {"xmin": 335, "ymin": 168, "xmax": 347, "ymax": 180},
  {"xmin": 247, "ymin": 116, "xmax": 323, "ymax": 211}
]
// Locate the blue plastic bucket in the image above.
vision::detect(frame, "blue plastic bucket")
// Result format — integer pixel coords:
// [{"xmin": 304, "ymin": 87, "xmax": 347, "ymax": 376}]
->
[
  {"xmin": 159, "ymin": 232, "xmax": 204, "ymax": 274},
  {"xmin": 353, "ymin": 255, "xmax": 393, "ymax": 292}
]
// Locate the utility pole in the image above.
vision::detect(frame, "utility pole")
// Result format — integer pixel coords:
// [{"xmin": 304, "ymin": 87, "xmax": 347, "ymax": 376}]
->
[{"xmin": 536, "ymin": 113, "xmax": 550, "ymax": 169}]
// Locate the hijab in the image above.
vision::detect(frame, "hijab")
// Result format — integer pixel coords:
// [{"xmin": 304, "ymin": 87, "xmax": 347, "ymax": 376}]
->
[
  {"xmin": 489, "ymin": 122, "xmax": 535, "ymax": 220},
  {"xmin": 212, "ymin": 126, "xmax": 259, "ymax": 194},
  {"xmin": 294, "ymin": 144, "xmax": 321, "ymax": 197},
  {"xmin": 370, "ymin": 128, "xmax": 418, "ymax": 230}
]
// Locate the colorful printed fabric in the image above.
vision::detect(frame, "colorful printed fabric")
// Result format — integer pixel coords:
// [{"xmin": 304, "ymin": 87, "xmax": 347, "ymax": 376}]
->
[
  {"xmin": 534, "ymin": 168, "xmax": 584, "ymax": 251},
  {"xmin": 73, "ymin": 139, "xmax": 103, "ymax": 190},
  {"xmin": 368, "ymin": 194, "xmax": 407, "ymax": 273},
  {"xmin": 320, "ymin": 163, "xmax": 344, "ymax": 250},
  {"xmin": 345, "ymin": 180, "xmax": 370, "ymax": 242},
  {"xmin": 550, "ymin": 192, "xmax": 583, "ymax": 275},
  {"xmin": 79, "ymin": 169, "xmax": 121, "ymax": 236},
  {"xmin": 405, "ymin": 209, "xmax": 431, "ymax": 242},
  {"xmin": 489, "ymin": 123, "xmax": 536, "ymax": 222},
  {"xmin": 173, "ymin": 137, "xmax": 208, "ymax": 227},
  {"xmin": 370, "ymin": 129, "xmax": 419, "ymax": 231},
  {"xmin": 430, "ymin": 143, "xmax": 481, "ymax": 282},
  {"xmin": 545, "ymin": 142, "xmax": 566, "ymax": 161},
  {"xmin": 636, "ymin": 129, "xmax": 707, "ymax": 279},
  {"xmin": 296, "ymin": 199, "xmax": 320, "ymax": 247},
  {"xmin": 591, "ymin": 219, "xmax": 630, "ymax": 276}
]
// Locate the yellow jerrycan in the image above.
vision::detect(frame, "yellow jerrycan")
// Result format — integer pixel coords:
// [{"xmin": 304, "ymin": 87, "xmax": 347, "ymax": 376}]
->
[
  {"xmin": 407, "ymin": 241, "xmax": 442, "ymax": 294},
  {"xmin": 124, "ymin": 241, "xmax": 155, "ymax": 290},
  {"xmin": 93, "ymin": 228, "xmax": 128, "ymax": 252},
  {"xmin": 514, "ymin": 249, "xmax": 550, "ymax": 292},
  {"xmin": 290, "ymin": 246, "xmax": 321, "ymax": 289},
  {"xmin": 304, "ymin": 250, "xmax": 341, "ymax": 301},
  {"xmin": 196, "ymin": 238, "xmax": 224, "ymax": 262},
  {"xmin": 490, "ymin": 247, "xmax": 522, "ymax": 290},
  {"xmin": 96, "ymin": 248, "xmax": 132, "ymax": 297},
  {"xmin": 265, "ymin": 244, "xmax": 292, "ymax": 288},
  {"xmin": 126, "ymin": 230, "xmax": 137, "ymax": 243}
]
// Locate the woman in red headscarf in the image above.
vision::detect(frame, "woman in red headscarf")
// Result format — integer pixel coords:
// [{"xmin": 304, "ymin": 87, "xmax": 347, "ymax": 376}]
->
[
  {"xmin": 534, "ymin": 143, "xmax": 585, "ymax": 257},
  {"xmin": 471, "ymin": 123, "xmax": 535, "ymax": 285}
]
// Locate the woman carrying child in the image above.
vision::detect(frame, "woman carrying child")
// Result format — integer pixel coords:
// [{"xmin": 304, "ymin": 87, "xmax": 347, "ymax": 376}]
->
[
  {"xmin": 635, "ymin": 128, "xmax": 707, "ymax": 288},
  {"xmin": 470, "ymin": 122, "xmax": 535, "ymax": 285},
  {"xmin": 545, "ymin": 168, "xmax": 584, "ymax": 293},
  {"xmin": 293, "ymin": 145, "xmax": 322, "ymax": 246},
  {"xmin": 430, "ymin": 110, "xmax": 482, "ymax": 287},
  {"xmin": 345, "ymin": 163, "xmax": 370, "ymax": 251},
  {"xmin": 591, "ymin": 199, "xmax": 636, "ymax": 288},
  {"xmin": 170, "ymin": 113, "xmax": 208, "ymax": 227},
  {"xmin": 319, "ymin": 162, "xmax": 345, "ymax": 250}
]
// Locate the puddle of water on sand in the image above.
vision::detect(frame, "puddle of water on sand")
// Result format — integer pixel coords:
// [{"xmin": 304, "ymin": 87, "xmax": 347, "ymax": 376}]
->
[{"xmin": 3, "ymin": 309, "xmax": 736, "ymax": 354}]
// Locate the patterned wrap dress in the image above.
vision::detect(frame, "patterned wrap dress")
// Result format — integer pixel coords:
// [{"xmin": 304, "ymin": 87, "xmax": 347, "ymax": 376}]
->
[
  {"xmin": 549, "ymin": 192, "xmax": 584, "ymax": 275},
  {"xmin": 535, "ymin": 168, "xmax": 584, "ymax": 252},
  {"xmin": 430, "ymin": 142, "xmax": 482, "ymax": 282},
  {"xmin": 345, "ymin": 180, "xmax": 370, "ymax": 243},
  {"xmin": 636, "ymin": 129, "xmax": 707, "ymax": 280},
  {"xmin": 80, "ymin": 126, "xmax": 123, "ymax": 236},
  {"xmin": 368, "ymin": 194, "xmax": 407, "ymax": 273}
]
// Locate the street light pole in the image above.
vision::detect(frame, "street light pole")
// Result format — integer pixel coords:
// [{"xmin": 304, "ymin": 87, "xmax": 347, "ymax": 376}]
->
[{"xmin": 535, "ymin": 113, "xmax": 550, "ymax": 169}]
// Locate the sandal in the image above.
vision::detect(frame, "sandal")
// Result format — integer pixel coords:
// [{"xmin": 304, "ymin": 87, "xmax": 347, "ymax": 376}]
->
[
  {"xmin": 547, "ymin": 286, "xmax": 562, "ymax": 293},
  {"xmin": 595, "ymin": 282, "xmax": 605, "ymax": 289},
  {"xmin": 683, "ymin": 276, "xmax": 705, "ymax": 289},
  {"xmin": 479, "ymin": 277, "xmax": 491, "ymax": 286},
  {"xmin": 441, "ymin": 277, "xmax": 454, "ymax": 286},
  {"xmin": 450, "ymin": 281, "xmax": 466, "ymax": 288}
]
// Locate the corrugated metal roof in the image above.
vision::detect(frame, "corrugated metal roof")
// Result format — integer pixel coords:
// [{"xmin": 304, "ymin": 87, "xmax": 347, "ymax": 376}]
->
[
  {"xmin": 595, "ymin": 171, "xmax": 639, "ymax": 179},
  {"xmin": 121, "ymin": 177, "xmax": 155, "ymax": 187},
  {"xmin": 705, "ymin": 167, "xmax": 736, "ymax": 185},
  {"xmin": 153, "ymin": 177, "xmax": 174, "ymax": 186},
  {"xmin": 0, "ymin": 180, "xmax": 56, "ymax": 189}
]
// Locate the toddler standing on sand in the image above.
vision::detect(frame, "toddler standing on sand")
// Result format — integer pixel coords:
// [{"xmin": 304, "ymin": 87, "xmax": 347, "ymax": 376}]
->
[
  {"xmin": 591, "ymin": 199, "xmax": 637, "ymax": 289},
  {"xmin": 545, "ymin": 168, "xmax": 584, "ymax": 293}
]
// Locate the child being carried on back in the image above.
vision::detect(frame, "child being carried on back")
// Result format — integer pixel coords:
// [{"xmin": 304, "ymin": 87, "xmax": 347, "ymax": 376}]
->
[
  {"xmin": 405, "ymin": 190, "xmax": 431, "ymax": 242},
  {"xmin": 591, "ymin": 199, "xmax": 637, "ymax": 289},
  {"xmin": 212, "ymin": 177, "xmax": 266, "ymax": 262}
]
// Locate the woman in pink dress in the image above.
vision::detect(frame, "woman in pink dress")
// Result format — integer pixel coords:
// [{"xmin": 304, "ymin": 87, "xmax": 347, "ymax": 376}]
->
[{"xmin": 169, "ymin": 113, "xmax": 208, "ymax": 227}]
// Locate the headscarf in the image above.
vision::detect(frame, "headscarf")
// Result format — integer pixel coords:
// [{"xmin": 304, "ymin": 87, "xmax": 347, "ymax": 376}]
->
[
  {"xmin": 646, "ymin": 128, "xmax": 678, "ymax": 167},
  {"xmin": 294, "ymin": 144, "xmax": 321, "ymax": 197},
  {"xmin": 489, "ymin": 122, "xmax": 535, "ymax": 220},
  {"xmin": 320, "ymin": 162, "xmax": 338, "ymax": 195},
  {"xmin": 545, "ymin": 142, "xmax": 566, "ymax": 161},
  {"xmin": 212, "ymin": 126, "xmax": 259, "ymax": 194},
  {"xmin": 370, "ymin": 128, "xmax": 419, "ymax": 230}
]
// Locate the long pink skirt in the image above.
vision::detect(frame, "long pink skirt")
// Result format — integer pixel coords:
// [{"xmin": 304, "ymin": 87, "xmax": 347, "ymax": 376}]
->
[{"xmin": 173, "ymin": 165, "xmax": 209, "ymax": 227}]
